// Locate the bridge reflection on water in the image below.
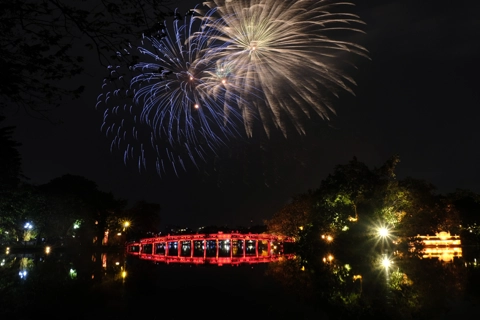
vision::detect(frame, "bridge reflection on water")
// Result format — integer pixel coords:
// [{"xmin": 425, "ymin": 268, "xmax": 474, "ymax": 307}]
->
[{"xmin": 126, "ymin": 232, "xmax": 295, "ymax": 265}]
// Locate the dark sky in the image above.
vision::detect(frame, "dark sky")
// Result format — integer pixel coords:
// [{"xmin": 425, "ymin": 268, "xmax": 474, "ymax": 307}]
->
[{"xmin": 4, "ymin": 0, "xmax": 480, "ymax": 228}]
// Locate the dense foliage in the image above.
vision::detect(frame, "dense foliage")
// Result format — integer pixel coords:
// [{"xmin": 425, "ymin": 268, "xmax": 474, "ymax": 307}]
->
[
  {"xmin": 1, "ymin": 0, "xmax": 172, "ymax": 118},
  {"xmin": 266, "ymin": 155, "xmax": 479, "ymax": 244},
  {"xmin": 0, "ymin": 120, "xmax": 161, "ymax": 246}
]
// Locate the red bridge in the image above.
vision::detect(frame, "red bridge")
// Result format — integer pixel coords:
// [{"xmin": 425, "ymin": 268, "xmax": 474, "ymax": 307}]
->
[{"xmin": 126, "ymin": 232, "xmax": 295, "ymax": 266}]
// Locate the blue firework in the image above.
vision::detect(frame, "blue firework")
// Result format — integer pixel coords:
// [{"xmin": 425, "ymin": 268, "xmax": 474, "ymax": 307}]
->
[{"xmin": 96, "ymin": 9, "xmax": 248, "ymax": 176}]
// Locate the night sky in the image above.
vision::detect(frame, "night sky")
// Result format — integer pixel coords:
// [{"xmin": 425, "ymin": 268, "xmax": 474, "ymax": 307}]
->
[{"xmin": 4, "ymin": 0, "xmax": 480, "ymax": 228}]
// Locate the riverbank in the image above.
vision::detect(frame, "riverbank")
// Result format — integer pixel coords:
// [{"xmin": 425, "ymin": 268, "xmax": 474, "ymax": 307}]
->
[{"xmin": 1, "ymin": 244, "xmax": 125, "ymax": 254}]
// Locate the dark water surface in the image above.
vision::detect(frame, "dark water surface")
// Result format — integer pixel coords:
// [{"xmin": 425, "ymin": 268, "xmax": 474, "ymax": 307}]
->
[{"xmin": 1, "ymin": 247, "xmax": 480, "ymax": 320}]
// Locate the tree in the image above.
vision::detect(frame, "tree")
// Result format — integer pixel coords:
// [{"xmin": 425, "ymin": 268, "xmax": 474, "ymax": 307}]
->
[
  {"xmin": 38, "ymin": 174, "xmax": 126, "ymax": 245},
  {"xmin": 0, "ymin": 116, "xmax": 23, "ymax": 188},
  {"xmin": 0, "ymin": 116, "xmax": 28, "ymax": 243},
  {"xmin": 311, "ymin": 157, "xmax": 377, "ymax": 233},
  {"xmin": 446, "ymin": 189, "xmax": 480, "ymax": 244},
  {"xmin": 266, "ymin": 193, "xmax": 313, "ymax": 238},
  {"xmin": 0, "ymin": 184, "xmax": 47, "ymax": 243},
  {"xmin": 1, "ymin": 0, "xmax": 172, "ymax": 118},
  {"xmin": 447, "ymin": 189, "xmax": 480, "ymax": 226},
  {"xmin": 124, "ymin": 200, "xmax": 161, "ymax": 240},
  {"xmin": 395, "ymin": 178, "xmax": 460, "ymax": 236}
]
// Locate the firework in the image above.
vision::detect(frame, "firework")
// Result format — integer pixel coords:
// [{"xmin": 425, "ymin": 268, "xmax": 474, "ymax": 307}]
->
[
  {"xmin": 96, "ymin": 1, "xmax": 367, "ymax": 177},
  {"xmin": 200, "ymin": 0, "xmax": 368, "ymax": 137},
  {"xmin": 96, "ymin": 9, "xmax": 247, "ymax": 176}
]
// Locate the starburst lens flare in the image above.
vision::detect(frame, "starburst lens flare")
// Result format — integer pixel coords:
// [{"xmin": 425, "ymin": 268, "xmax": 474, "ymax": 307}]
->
[
  {"xmin": 378, "ymin": 227, "xmax": 389, "ymax": 238},
  {"xmin": 381, "ymin": 257, "xmax": 392, "ymax": 269},
  {"xmin": 201, "ymin": 0, "xmax": 368, "ymax": 137}
]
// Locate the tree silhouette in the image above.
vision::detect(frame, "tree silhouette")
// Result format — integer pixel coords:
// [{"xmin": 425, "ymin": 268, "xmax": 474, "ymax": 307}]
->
[
  {"xmin": 1, "ymin": 0, "xmax": 172, "ymax": 118},
  {"xmin": 0, "ymin": 116, "xmax": 23, "ymax": 188}
]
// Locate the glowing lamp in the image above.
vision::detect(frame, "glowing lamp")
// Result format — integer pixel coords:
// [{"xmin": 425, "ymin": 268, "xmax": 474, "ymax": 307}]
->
[
  {"xmin": 378, "ymin": 227, "xmax": 389, "ymax": 238},
  {"xmin": 381, "ymin": 257, "xmax": 392, "ymax": 268}
]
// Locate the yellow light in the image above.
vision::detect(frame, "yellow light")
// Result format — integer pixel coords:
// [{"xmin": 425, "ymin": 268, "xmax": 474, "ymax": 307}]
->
[
  {"xmin": 326, "ymin": 235, "xmax": 333, "ymax": 242},
  {"xmin": 301, "ymin": 266, "xmax": 305, "ymax": 271},
  {"xmin": 123, "ymin": 221, "xmax": 130, "ymax": 228},
  {"xmin": 353, "ymin": 275, "xmax": 362, "ymax": 281},
  {"xmin": 299, "ymin": 226, "xmax": 304, "ymax": 231},
  {"xmin": 115, "ymin": 262, "xmax": 120, "ymax": 265},
  {"xmin": 117, "ymin": 233, "xmax": 122, "ymax": 236},
  {"xmin": 381, "ymin": 257, "xmax": 392, "ymax": 268},
  {"xmin": 222, "ymin": 79, "xmax": 226, "ymax": 84},
  {"xmin": 122, "ymin": 271, "xmax": 127, "ymax": 279},
  {"xmin": 45, "ymin": 246, "xmax": 51, "ymax": 254},
  {"xmin": 378, "ymin": 227, "xmax": 389, "ymax": 238},
  {"xmin": 328, "ymin": 254, "xmax": 334, "ymax": 262},
  {"xmin": 194, "ymin": 104, "xmax": 199, "ymax": 109}
]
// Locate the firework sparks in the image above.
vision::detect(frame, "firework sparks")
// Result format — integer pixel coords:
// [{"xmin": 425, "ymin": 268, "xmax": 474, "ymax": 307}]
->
[
  {"xmin": 200, "ymin": 0, "xmax": 368, "ymax": 137},
  {"xmin": 96, "ymin": 1, "xmax": 367, "ymax": 177},
  {"xmin": 96, "ymin": 9, "xmax": 246, "ymax": 176}
]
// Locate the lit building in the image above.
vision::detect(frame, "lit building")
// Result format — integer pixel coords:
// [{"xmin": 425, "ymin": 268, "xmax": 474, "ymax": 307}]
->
[{"xmin": 415, "ymin": 231, "xmax": 462, "ymax": 262}]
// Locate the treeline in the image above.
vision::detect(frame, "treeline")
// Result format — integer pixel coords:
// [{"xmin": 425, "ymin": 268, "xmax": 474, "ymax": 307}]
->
[
  {"xmin": 0, "ymin": 116, "xmax": 161, "ymax": 246},
  {"xmin": 265, "ymin": 155, "xmax": 480, "ymax": 246}
]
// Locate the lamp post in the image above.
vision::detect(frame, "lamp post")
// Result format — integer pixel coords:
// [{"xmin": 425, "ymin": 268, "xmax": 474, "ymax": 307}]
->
[
  {"xmin": 123, "ymin": 221, "xmax": 130, "ymax": 242},
  {"xmin": 376, "ymin": 224, "xmax": 392, "ymax": 254},
  {"xmin": 24, "ymin": 222, "xmax": 33, "ymax": 247}
]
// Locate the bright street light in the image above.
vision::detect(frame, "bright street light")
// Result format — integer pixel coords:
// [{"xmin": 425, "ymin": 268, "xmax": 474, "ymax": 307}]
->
[
  {"xmin": 378, "ymin": 227, "xmax": 389, "ymax": 238},
  {"xmin": 321, "ymin": 234, "xmax": 333, "ymax": 242},
  {"xmin": 381, "ymin": 257, "xmax": 392, "ymax": 268}
]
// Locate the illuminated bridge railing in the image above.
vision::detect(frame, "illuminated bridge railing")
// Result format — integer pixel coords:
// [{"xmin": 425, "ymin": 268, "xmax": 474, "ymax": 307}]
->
[{"xmin": 126, "ymin": 232, "xmax": 295, "ymax": 265}]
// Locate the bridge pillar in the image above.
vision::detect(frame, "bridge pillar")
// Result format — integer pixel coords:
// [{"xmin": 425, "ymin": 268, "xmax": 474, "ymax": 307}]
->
[
  {"xmin": 165, "ymin": 242, "xmax": 169, "ymax": 257},
  {"xmin": 190, "ymin": 240, "xmax": 194, "ymax": 258},
  {"xmin": 230, "ymin": 236, "xmax": 233, "ymax": 259},
  {"xmin": 177, "ymin": 241, "xmax": 181, "ymax": 257},
  {"xmin": 216, "ymin": 239, "xmax": 219, "ymax": 259},
  {"xmin": 255, "ymin": 240, "xmax": 259, "ymax": 258},
  {"xmin": 268, "ymin": 240, "xmax": 271, "ymax": 256},
  {"xmin": 203, "ymin": 240, "xmax": 206, "ymax": 259},
  {"xmin": 243, "ymin": 240, "xmax": 246, "ymax": 258}
]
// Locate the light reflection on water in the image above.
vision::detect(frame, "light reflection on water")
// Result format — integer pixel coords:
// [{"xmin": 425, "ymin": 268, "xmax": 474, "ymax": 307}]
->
[{"xmin": 0, "ymin": 247, "xmax": 479, "ymax": 319}]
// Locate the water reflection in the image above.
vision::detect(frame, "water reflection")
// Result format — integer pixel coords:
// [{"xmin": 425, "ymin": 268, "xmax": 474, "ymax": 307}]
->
[
  {"xmin": 265, "ymin": 245, "xmax": 480, "ymax": 319},
  {"xmin": 0, "ymin": 245, "xmax": 479, "ymax": 319}
]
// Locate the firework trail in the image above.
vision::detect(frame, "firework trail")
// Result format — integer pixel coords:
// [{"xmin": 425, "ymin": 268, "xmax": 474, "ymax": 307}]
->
[
  {"xmin": 95, "ymin": 9, "xmax": 248, "ymax": 176},
  {"xmin": 200, "ymin": 0, "xmax": 368, "ymax": 137}
]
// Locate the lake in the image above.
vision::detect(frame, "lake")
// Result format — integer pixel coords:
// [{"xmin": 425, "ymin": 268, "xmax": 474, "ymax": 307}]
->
[{"xmin": 1, "ymin": 245, "xmax": 479, "ymax": 319}]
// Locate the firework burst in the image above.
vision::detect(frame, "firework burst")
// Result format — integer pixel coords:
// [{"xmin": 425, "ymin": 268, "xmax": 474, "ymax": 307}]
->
[
  {"xmin": 96, "ymin": 1, "xmax": 367, "ymax": 177},
  {"xmin": 200, "ymin": 0, "xmax": 368, "ymax": 137},
  {"xmin": 96, "ymin": 10, "xmax": 247, "ymax": 176}
]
